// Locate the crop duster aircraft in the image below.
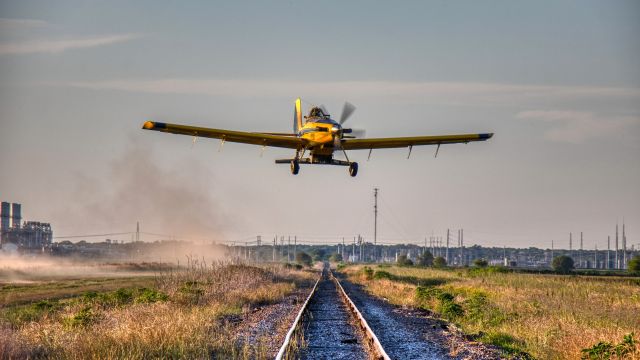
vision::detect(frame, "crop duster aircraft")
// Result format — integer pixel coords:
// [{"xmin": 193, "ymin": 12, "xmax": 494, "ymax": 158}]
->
[{"xmin": 142, "ymin": 99, "xmax": 493, "ymax": 177}]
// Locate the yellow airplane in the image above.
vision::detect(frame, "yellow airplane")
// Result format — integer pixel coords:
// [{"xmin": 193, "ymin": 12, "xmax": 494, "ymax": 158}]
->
[{"xmin": 142, "ymin": 98, "xmax": 493, "ymax": 177}]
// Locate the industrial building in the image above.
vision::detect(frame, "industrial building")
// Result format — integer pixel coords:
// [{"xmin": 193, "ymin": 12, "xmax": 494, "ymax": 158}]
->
[{"xmin": 0, "ymin": 202, "xmax": 53, "ymax": 253}]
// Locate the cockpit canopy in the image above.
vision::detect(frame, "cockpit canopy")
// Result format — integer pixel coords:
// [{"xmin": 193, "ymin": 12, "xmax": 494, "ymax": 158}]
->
[{"xmin": 308, "ymin": 106, "xmax": 329, "ymax": 119}]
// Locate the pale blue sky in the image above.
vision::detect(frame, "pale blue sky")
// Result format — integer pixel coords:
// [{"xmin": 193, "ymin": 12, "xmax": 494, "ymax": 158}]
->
[{"xmin": 1, "ymin": 1, "xmax": 639, "ymax": 249}]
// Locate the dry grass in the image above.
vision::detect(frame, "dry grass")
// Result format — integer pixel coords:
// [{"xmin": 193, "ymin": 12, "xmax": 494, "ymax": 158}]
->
[
  {"xmin": 343, "ymin": 265, "xmax": 640, "ymax": 359},
  {"xmin": 0, "ymin": 260, "xmax": 316, "ymax": 359},
  {"xmin": 0, "ymin": 277, "xmax": 156, "ymax": 307}
]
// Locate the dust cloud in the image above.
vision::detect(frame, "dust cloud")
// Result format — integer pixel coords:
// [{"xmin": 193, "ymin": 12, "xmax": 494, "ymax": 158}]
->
[
  {"xmin": 60, "ymin": 140, "xmax": 231, "ymax": 244},
  {"xmin": 0, "ymin": 255, "xmax": 156, "ymax": 283}
]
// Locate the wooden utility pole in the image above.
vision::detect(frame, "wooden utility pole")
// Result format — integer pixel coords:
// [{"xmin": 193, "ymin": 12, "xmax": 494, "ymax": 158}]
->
[{"xmin": 607, "ymin": 235, "xmax": 610, "ymax": 269}]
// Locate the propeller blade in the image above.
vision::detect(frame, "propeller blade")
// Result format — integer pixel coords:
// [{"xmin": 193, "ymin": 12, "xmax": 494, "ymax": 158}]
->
[
  {"xmin": 343, "ymin": 128, "xmax": 366, "ymax": 138},
  {"xmin": 339, "ymin": 102, "xmax": 356, "ymax": 124},
  {"xmin": 351, "ymin": 129, "xmax": 366, "ymax": 138},
  {"xmin": 319, "ymin": 104, "xmax": 329, "ymax": 116}
]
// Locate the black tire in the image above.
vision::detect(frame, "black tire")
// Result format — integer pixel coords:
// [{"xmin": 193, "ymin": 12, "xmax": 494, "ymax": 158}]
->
[
  {"xmin": 290, "ymin": 160, "xmax": 300, "ymax": 175},
  {"xmin": 349, "ymin": 162, "xmax": 358, "ymax": 177}
]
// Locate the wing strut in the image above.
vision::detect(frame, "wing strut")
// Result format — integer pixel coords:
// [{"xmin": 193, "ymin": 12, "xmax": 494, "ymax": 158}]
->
[
  {"xmin": 407, "ymin": 145, "xmax": 413, "ymax": 159},
  {"xmin": 434, "ymin": 143, "xmax": 441, "ymax": 158},
  {"xmin": 367, "ymin": 148, "xmax": 373, "ymax": 161},
  {"xmin": 218, "ymin": 136, "xmax": 226, "ymax": 152}
]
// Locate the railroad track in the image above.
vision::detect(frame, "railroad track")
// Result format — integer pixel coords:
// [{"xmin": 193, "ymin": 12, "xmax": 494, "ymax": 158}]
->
[{"xmin": 276, "ymin": 264, "xmax": 390, "ymax": 360}]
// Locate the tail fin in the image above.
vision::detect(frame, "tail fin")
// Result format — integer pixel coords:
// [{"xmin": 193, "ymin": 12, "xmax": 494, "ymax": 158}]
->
[{"xmin": 293, "ymin": 98, "xmax": 303, "ymax": 133}]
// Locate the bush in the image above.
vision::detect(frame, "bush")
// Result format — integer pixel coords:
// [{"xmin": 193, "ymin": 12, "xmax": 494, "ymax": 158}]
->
[
  {"xmin": 329, "ymin": 253, "xmax": 343, "ymax": 262},
  {"xmin": 373, "ymin": 270, "xmax": 393, "ymax": 280},
  {"xmin": 473, "ymin": 259, "xmax": 489, "ymax": 267},
  {"xmin": 552, "ymin": 255, "xmax": 574, "ymax": 274},
  {"xmin": 434, "ymin": 291, "xmax": 462, "ymax": 319},
  {"xmin": 397, "ymin": 254, "xmax": 413, "ymax": 266},
  {"xmin": 629, "ymin": 255, "xmax": 640, "ymax": 273},
  {"xmin": 417, "ymin": 251, "xmax": 434, "ymax": 267},
  {"xmin": 581, "ymin": 333, "xmax": 636, "ymax": 359},
  {"xmin": 112, "ymin": 288, "xmax": 134, "ymax": 305},
  {"xmin": 362, "ymin": 266, "xmax": 374, "ymax": 280},
  {"xmin": 5, "ymin": 300, "xmax": 60, "ymax": 325},
  {"xmin": 295, "ymin": 251, "xmax": 313, "ymax": 267},
  {"xmin": 135, "ymin": 288, "xmax": 169, "ymax": 303},
  {"xmin": 64, "ymin": 306, "xmax": 96, "ymax": 328},
  {"xmin": 284, "ymin": 262, "xmax": 303, "ymax": 270},
  {"xmin": 415, "ymin": 286, "xmax": 442, "ymax": 301},
  {"xmin": 433, "ymin": 256, "xmax": 447, "ymax": 268},
  {"xmin": 439, "ymin": 300, "xmax": 463, "ymax": 318},
  {"xmin": 310, "ymin": 248, "xmax": 326, "ymax": 262}
]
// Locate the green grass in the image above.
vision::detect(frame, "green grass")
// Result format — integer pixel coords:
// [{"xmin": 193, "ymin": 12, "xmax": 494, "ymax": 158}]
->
[{"xmin": 343, "ymin": 264, "xmax": 640, "ymax": 359}]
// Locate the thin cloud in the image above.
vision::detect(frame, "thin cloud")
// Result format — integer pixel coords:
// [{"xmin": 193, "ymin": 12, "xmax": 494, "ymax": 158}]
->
[
  {"xmin": 0, "ymin": 34, "xmax": 141, "ymax": 55},
  {"xmin": 516, "ymin": 110, "xmax": 639, "ymax": 143},
  {"xmin": 67, "ymin": 78, "xmax": 640, "ymax": 105},
  {"xmin": 0, "ymin": 18, "xmax": 48, "ymax": 30}
]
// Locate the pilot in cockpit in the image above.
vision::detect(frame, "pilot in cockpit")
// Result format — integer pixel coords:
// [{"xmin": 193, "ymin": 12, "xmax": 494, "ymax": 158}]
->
[{"xmin": 308, "ymin": 107, "xmax": 327, "ymax": 119}]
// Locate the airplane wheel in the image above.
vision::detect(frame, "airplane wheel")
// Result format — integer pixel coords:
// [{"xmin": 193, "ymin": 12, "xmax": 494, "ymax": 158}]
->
[
  {"xmin": 349, "ymin": 162, "xmax": 358, "ymax": 177},
  {"xmin": 291, "ymin": 160, "xmax": 300, "ymax": 175}
]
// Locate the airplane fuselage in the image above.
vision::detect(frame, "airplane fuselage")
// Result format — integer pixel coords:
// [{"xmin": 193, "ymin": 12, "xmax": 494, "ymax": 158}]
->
[{"xmin": 298, "ymin": 118, "xmax": 340, "ymax": 146}]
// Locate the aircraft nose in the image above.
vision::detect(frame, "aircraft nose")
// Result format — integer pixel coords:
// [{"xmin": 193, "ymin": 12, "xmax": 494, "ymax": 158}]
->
[{"xmin": 142, "ymin": 121, "xmax": 155, "ymax": 129}]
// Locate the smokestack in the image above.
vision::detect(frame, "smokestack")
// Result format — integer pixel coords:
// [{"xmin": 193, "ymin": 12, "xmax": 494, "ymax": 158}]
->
[
  {"xmin": 623, "ymin": 220, "xmax": 626, "ymax": 269},
  {"xmin": 0, "ymin": 202, "xmax": 10, "ymax": 231},
  {"xmin": 11, "ymin": 203, "xmax": 21, "ymax": 229}
]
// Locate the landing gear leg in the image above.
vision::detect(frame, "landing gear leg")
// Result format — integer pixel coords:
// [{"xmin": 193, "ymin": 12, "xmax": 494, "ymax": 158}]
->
[
  {"xmin": 349, "ymin": 162, "xmax": 358, "ymax": 177},
  {"xmin": 291, "ymin": 160, "xmax": 299, "ymax": 175},
  {"xmin": 291, "ymin": 149, "xmax": 301, "ymax": 175},
  {"xmin": 341, "ymin": 148, "xmax": 358, "ymax": 177}
]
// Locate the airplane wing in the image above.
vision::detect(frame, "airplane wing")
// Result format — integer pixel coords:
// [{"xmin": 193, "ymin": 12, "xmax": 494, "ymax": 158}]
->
[
  {"xmin": 142, "ymin": 121, "xmax": 305, "ymax": 149},
  {"xmin": 341, "ymin": 133, "xmax": 493, "ymax": 150}
]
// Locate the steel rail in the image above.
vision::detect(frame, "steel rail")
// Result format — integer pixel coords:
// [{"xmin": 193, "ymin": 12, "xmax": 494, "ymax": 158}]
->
[
  {"xmin": 331, "ymin": 270, "xmax": 391, "ymax": 360},
  {"xmin": 274, "ymin": 275, "xmax": 321, "ymax": 360}
]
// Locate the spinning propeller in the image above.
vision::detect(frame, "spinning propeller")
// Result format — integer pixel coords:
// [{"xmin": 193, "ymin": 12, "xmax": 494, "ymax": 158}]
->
[{"xmin": 330, "ymin": 101, "xmax": 365, "ymax": 149}]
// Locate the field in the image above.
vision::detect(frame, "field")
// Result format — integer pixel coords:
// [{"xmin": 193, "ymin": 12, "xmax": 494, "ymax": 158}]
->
[
  {"xmin": 0, "ymin": 260, "xmax": 315, "ymax": 359},
  {"xmin": 342, "ymin": 264, "xmax": 640, "ymax": 359}
]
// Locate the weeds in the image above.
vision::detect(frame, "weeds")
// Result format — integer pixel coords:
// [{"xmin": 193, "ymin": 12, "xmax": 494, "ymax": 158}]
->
[
  {"xmin": 0, "ymin": 261, "xmax": 315, "ymax": 359},
  {"xmin": 64, "ymin": 306, "xmax": 96, "ymax": 328},
  {"xmin": 581, "ymin": 333, "xmax": 638, "ymax": 359},
  {"xmin": 363, "ymin": 266, "xmax": 374, "ymax": 280},
  {"xmin": 343, "ymin": 264, "xmax": 640, "ymax": 359},
  {"xmin": 4, "ymin": 300, "xmax": 61, "ymax": 325}
]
